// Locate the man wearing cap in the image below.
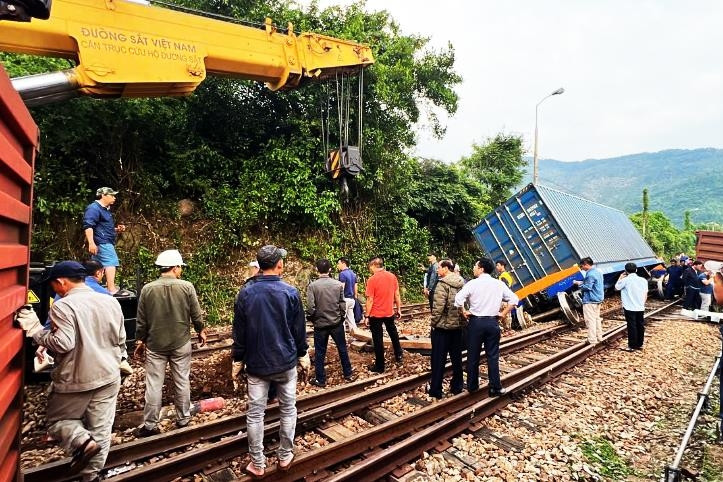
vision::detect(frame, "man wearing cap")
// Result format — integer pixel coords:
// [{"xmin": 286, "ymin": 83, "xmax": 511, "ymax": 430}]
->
[
  {"xmin": 15, "ymin": 261, "xmax": 127, "ymax": 481},
  {"xmin": 134, "ymin": 249, "xmax": 207, "ymax": 437},
  {"xmin": 39, "ymin": 260, "xmax": 133, "ymax": 375},
  {"xmin": 231, "ymin": 245, "xmax": 309, "ymax": 477},
  {"xmin": 83, "ymin": 187, "xmax": 127, "ymax": 295}
]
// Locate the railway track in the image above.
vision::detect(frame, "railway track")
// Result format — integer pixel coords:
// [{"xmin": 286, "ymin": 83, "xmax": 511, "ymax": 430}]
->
[
  {"xmin": 23, "ymin": 299, "xmax": 676, "ymax": 481},
  {"xmin": 286, "ymin": 299, "xmax": 680, "ymax": 482},
  {"xmin": 190, "ymin": 303, "xmax": 431, "ymax": 358},
  {"xmin": 23, "ymin": 322, "xmax": 566, "ymax": 481}
]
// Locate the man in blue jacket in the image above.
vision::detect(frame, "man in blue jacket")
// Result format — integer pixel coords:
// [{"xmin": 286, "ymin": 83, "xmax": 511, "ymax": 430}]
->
[
  {"xmin": 231, "ymin": 245, "xmax": 309, "ymax": 478},
  {"xmin": 82, "ymin": 187, "xmax": 128, "ymax": 296},
  {"xmin": 573, "ymin": 257, "xmax": 605, "ymax": 345},
  {"xmin": 665, "ymin": 258, "xmax": 684, "ymax": 300}
]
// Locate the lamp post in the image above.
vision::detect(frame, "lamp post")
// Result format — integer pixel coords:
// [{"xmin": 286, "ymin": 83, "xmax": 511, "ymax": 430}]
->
[{"xmin": 533, "ymin": 87, "xmax": 564, "ymax": 185}]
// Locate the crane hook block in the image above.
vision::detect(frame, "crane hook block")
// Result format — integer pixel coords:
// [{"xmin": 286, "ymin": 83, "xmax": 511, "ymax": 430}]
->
[{"xmin": 326, "ymin": 146, "xmax": 362, "ymax": 180}]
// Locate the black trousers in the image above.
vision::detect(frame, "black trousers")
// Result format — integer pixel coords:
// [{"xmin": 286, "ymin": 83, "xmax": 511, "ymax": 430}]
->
[
  {"xmin": 428, "ymin": 327, "xmax": 463, "ymax": 398},
  {"xmin": 683, "ymin": 287, "xmax": 701, "ymax": 310},
  {"xmin": 467, "ymin": 316, "xmax": 501, "ymax": 392},
  {"xmin": 624, "ymin": 309, "xmax": 645, "ymax": 349},
  {"xmin": 369, "ymin": 316, "xmax": 403, "ymax": 370}
]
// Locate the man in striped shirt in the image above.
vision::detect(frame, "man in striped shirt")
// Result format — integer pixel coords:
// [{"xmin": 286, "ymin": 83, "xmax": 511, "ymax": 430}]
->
[{"xmin": 455, "ymin": 257, "xmax": 519, "ymax": 396}]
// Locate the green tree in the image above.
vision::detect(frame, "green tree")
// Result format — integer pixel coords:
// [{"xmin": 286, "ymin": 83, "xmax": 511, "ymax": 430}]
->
[
  {"xmin": 406, "ymin": 159, "xmax": 488, "ymax": 252},
  {"xmin": 1, "ymin": 0, "xmax": 463, "ymax": 314},
  {"xmin": 630, "ymin": 211, "xmax": 695, "ymax": 259},
  {"xmin": 459, "ymin": 134, "xmax": 527, "ymax": 207}
]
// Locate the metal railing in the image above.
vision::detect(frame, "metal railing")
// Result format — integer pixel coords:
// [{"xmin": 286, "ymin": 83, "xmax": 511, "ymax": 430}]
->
[{"xmin": 664, "ymin": 351, "xmax": 722, "ymax": 482}]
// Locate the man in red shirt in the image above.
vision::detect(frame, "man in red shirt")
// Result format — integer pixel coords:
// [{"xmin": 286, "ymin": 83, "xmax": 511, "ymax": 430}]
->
[{"xmin": 364, "ymin": 256, "xmax": 404, "ymax": 373}]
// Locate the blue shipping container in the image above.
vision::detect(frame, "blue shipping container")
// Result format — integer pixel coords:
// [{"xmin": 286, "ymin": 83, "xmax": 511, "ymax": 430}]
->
[{"xmin": 472, "ymin": 183, "xmax": 659, "ymax": 295}]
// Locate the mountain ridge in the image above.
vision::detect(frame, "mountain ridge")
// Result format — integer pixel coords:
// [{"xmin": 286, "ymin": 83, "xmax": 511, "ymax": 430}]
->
[{"xmin": 521, "ymin": 148, "xmax": 722, "ymax": 226}]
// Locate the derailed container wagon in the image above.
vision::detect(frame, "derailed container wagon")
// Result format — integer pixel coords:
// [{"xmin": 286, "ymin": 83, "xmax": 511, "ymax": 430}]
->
[
  {"xmin": 0, "ymin": 65, "xmax": 37, "ymax": 482},
  {"xmin": 472, "ymin": 183, "xmax": 660, "ymax": 322}
]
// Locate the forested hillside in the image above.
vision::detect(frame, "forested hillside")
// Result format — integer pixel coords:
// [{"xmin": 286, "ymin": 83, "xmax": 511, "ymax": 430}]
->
[
  {"xmin": 525, "ymin": 148, "xmax": 723, "ymax": 226},
  {"xmin": 1, "ymin": 0, "xmax": 528, "ymax": 322}
]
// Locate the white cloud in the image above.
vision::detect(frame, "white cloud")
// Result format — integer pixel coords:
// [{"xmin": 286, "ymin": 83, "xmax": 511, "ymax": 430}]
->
[{"xmin": 298, "ymin": 0, "xmax": 723, "ymax": 162}]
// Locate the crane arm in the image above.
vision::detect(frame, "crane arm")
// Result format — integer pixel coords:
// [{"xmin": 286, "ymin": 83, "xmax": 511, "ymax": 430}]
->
[{"xmin": 0, "ymin": 0, "xmax": 374, "ymax": 100}]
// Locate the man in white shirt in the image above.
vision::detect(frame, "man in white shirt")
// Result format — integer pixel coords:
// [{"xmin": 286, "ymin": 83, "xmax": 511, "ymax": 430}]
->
[
  {"xmin": 455, "ymin": 257, "xmax": 519, "ymax": 396},
  {"xmin": 614, "ymin": 262, "xmax": 648, "ymax": 351}
]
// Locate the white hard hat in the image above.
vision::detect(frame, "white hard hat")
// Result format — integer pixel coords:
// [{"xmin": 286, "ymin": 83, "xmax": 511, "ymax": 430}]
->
[{"xmin": 155, "ymin": 249, "xmax": 186, "ymax": 267}]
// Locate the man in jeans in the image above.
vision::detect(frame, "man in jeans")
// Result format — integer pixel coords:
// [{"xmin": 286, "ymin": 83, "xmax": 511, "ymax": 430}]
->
[
  {"xmin": 424, "ymin": 253, "xmax": 439, "ymax": 310},
  {"xmin": 307, "ymin": 259, "xmax": 356, "ymax": 387},
  {"xmin": 15, "ymin": 261, "xmax": 126, "ymax": 481},
  {"xmin": 615, "ymin": 262, "xmax": 648, "ymax": 351},
  {"xmin": 134, "ymin": 249, "xmax": 206, "ymax": 437},
  {"xmin": 364, "ymin": 256, "xmax": 404, "ymax": 373},
  {"xmin": 337, "ymin": 257, "xmax": 358, "ymax": 332},
  {"xmin": 231, "ymin": 245, "xmax": 310, "ymax": 477},
  {"xmin": 573, "ymin": 257, "xmax": 605, "ymax": 345}
]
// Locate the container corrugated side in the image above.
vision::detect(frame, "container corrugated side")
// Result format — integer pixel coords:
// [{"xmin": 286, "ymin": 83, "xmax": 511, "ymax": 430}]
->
[
  {"xmin": 533, "ymin": 184, "xmax": 658, "ymax": 274},
  {"xmin": 473, "ymin": 184, "xmax": 579, "ymax": 291},
  {"xmin": 696, "ymin": 230, "xmax": 723, "ymax": 263},
  {"xmin": 0, "ymin": 65, "xmax": 38, "ymax": 482}
]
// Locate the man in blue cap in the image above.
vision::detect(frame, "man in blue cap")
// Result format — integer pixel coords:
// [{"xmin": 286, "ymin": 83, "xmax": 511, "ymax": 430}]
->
[
  {"xmin": 83, "ymin": 186, "xmax": 129, "ymax": 296},
  {"xmin": 15, "ymin": 261, "xmax": 127, "ymax": 481}
]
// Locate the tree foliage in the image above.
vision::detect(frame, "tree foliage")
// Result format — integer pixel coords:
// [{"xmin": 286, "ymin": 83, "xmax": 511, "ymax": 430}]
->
[
  {"xmin": 0, "ymin": 0, "xmax": 526, "ymax": 317},
  {"xmin": 459, "ymin": 133, "xmax": 527, "ymax": 207},
  {"xmin": 630, "ymin": 211, "xmax": 695, "ymax": 259}
]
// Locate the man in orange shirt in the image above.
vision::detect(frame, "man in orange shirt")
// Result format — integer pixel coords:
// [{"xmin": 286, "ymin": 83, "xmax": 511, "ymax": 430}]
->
[{"xmin": 364, "ymin": 256, "xmax": 404, "ymax": 373}]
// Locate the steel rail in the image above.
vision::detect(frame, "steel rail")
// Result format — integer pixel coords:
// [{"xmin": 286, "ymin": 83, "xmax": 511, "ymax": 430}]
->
[
  {"xmin": 328, "ymin": 299, "xmax": 682, "ymax": 481},
  {"xmin": 24, "ymin": 320, "xmax": 562, "ymax": 481},
  {"xmin": 104, "ymin": 324, "xmax": 566, "ymax": 481},
  {"xmin": 26, "ymin": 300, "xmax": 665, "ymax": 481},
  {"xmin": 251, "ymin": 299, "xmax": 681, "ymax": 481}
]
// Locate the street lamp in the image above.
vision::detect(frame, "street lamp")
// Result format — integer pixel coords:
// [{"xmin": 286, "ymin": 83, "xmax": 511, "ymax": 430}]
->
[{"xmin": 533, "ymin": 87, "xmax": 564, "ymax": 185}]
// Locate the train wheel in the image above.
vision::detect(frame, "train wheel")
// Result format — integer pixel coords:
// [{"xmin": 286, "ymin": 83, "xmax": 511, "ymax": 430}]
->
[
  {"xmin": 558, "ymin": 291, "xmax": 582, "ymax": 326},
  {"xmin": 515, "ymin": 306, "xmax": 528, "ymax": 329},
  {"xmin": 656, "ymin": 275, "xmax": 667, "ymax": 299}
]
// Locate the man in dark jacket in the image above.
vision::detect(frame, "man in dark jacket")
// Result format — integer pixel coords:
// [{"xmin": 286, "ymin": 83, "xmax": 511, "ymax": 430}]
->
[
  {"xmin": 231, "ymin": 245, "xmax": 309, "ymax": 478},
  {"xmin": 682, "ymin": 260, "xmax": 703, "ymax": 310},
  {"xmin": 665, "ymin": 258, "xmax": 683, "ymax": 300},
  {"xmin": 424, "ymin": 253, "xmax": 439, "ymax": 310},
  {"xmin": 428, "ymin": 259, "xmax": 465, "ymax": 399},
  {"xmin": 306, "ymin": 259, "xmax": 355, "ymax": 387}
]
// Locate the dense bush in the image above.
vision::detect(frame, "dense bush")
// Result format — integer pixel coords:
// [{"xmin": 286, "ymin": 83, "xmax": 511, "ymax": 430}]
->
[{"xmin": 2, "ymin": 1, "xmax": 526, "ymax": 321}]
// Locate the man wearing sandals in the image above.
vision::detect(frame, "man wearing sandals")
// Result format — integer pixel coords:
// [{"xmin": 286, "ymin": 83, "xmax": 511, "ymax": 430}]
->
[
  {"xmin": 15, "ymin": 261, "xmax": 126, "ymax": 481},
  {"xmin": 232, "ymin": 245, "xmax": 310, "ymax": 477}
]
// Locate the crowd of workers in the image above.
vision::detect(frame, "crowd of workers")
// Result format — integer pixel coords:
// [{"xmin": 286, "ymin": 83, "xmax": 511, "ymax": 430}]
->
[
  {"xmin": 10, "ymin": 187, "xmax": 723, "ymax": 480},
  {"xmin": 665, "ymin": 254, "xmax": 716, "ymax": 312}
]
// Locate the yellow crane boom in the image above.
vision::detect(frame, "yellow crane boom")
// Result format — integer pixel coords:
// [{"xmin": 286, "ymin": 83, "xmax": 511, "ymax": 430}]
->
[{"xmin": 0, "ymin": 0, "xmax": 374, "ymax": 100}]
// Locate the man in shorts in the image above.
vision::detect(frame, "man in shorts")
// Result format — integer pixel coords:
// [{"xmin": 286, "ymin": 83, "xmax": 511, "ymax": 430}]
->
[{"xmin": 83, "ymin": 187, "xmax": 129, "ymax": 296}]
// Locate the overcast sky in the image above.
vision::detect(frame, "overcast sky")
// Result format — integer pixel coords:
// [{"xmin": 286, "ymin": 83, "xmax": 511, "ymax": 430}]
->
[{"xmin": 300, "ymin": 0, "xmax": 723, "ymax": 162}]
